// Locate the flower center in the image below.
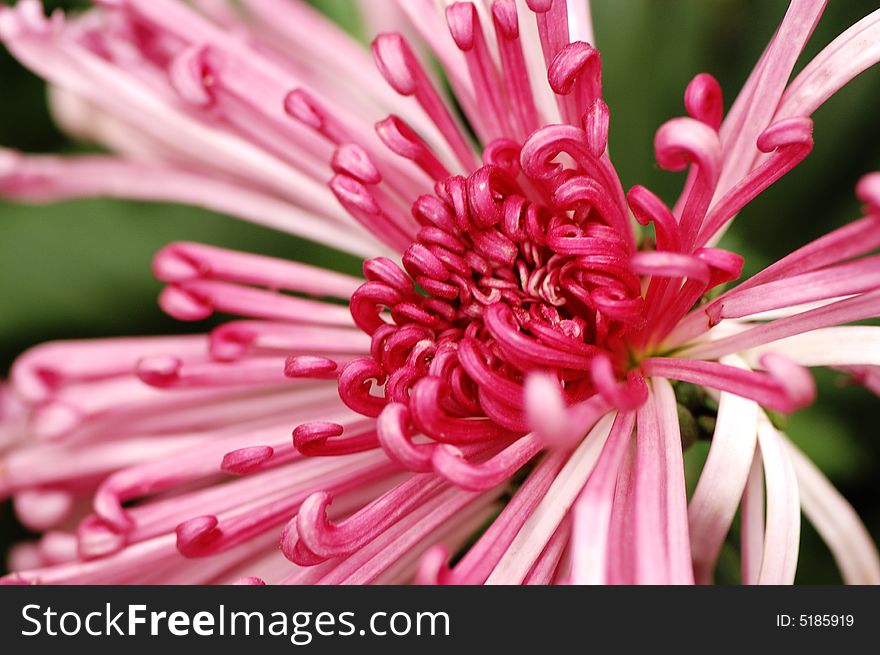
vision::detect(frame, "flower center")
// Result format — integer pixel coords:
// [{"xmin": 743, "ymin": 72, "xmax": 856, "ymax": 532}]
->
[{"xmin": 338, "ymin": 136, "xmax": 645, "ymax": 436}]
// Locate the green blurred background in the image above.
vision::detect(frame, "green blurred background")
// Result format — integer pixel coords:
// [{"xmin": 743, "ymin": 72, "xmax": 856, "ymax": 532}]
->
[{"xmin": 1, "ymin": 0, "xmax": 879, "ymax": 582}]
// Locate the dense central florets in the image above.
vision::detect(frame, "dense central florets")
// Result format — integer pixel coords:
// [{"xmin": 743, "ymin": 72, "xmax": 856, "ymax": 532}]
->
[{"xmin": 338, "ymin": 136, "xmax": 645, "ymax": 435}]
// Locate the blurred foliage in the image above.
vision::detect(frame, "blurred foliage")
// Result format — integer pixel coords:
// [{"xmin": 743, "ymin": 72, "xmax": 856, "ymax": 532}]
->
[{"xmin": 1, "ymin": 0, "xmax": 880, "ymax": 583}]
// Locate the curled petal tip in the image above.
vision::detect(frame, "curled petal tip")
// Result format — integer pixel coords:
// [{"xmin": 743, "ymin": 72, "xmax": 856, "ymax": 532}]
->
[
  {"xmin": 654, "ymin": 116, "xmax": 722, "ymax": 180},
  {"xmin": 491, "ymin": 0, "xmax": 518, "ymax": 39},
  {"xmin": 283, "ymin": 88, "xmax": 323, "ymax": 130},
  {"xmin": 524, "ymin": 373, "xmax": 571, "ymax": 448},
  {"xmin": 856, "ymin": 172, "xmax": 880, "ymax": 212},
  {"xmin": 158, "ymin": 285, "xmax": 213, "ymax": 321},
  {"xmin": 759, "ymin": 352, "xmax": 816, "ymax": 412},
  {"xmin": 525, "ymin": 0, "xmax": 554, "ymax": 14},
  {"xmin": 684, "ymin": 73, "xmax": 723, "ymax": 130},
  {"xmin": 152, "ymin": 244, "xmax": 203, "ymax": 283},
  {"xmin": 548, "ymin": 41, "xmax": 601, "ymax": 97},
  {"xmin": 284, "ymin": 355, "xmax": 338, "ymax": 379},
  {"xmin": 220, "ymin": 446, "xmax": 274, "ymax": 474},
  {"xmin": 176, "ymin": 515, "xmax": 220, "ymax": 558},
  {"xmin": 13, "ymin": 489, "xmax": 73, "ymax": 532},
  {"xmin": 376, "ymin": 403, "xmax": 435, "ymax": 472},
  {"xmin": 30, "ymin": 402, "xmax": 82, "ymax": 441},
  {"xmin": 371, "ymin": 33, "xmax": 417, "ymax": 96},
  {"xmin": 169, "ymin": 44, "xmax": 216, "ymax": 108},
  {"xmin": 292, "ymin": 421, "xmax": 344, "ymax": 451},
  {"xmin": 756, "ymin": 116, "xmax": 814, "ymax": 153},
  {"xmin": 331, "ymin": 144, "xmax": 381, "ymax": 185},
  {"xmin": 446, "ymin": 2, "xmax": 477, "ymax": 51},
  {"xmin": 77, "ymin": 516, "xmax": 126, "ymax": 559},
  {"xmin": 414, "ymin": 545, "xmax": 452, "ymax": 585},
  {"xmin": 233, "ymin": 577, "xmax": 266, "ymax": 586}
]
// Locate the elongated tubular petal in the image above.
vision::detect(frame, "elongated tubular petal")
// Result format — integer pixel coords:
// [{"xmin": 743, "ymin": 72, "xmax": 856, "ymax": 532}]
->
[
  {"xmin": 857, "ymin": 172, "xmax": 880, "ymax": 211},
  {"xmin": 288, "ymin": 472, "xmax": 455, "ymax": 562},
  {"xmin": 604, "ymin": 444, "xmax": 637, "ymax": 584},
  {"xmin": 431, "ymin": 433, "xmax": 542, "ymax": 491},
  {"xmin": 283, "ymin": 90, "xmax": 432, "ymax": 202},
  {"xmin": 88, "ymin": 391, "xmax": 344, "ymax": 529},
  {"xmin": 743, "ymin": 326, "xmax": 880, "ymax": 368},
  {"xmin": 775, "ymin": 7, "xmax": 880, "ymax": 120},
  {"xmin": 627, "ymin": 185, "xmax": 682, "ymax": 252},
  {"xmin": 220, "ymin": 446, "xmax": 275, "ymax": 475},
  {"xmin": 677, "ymin": 289, "xmax": 880, "ymax": 360},
  {"xmin": 212, "ymin": 322, "xmax": 369, "ymax": 362},
  {"xmin": 83, "ymin": 451, "xmax": 371, "ymax": 558},
  {"xmin": 548, "ymin": 40, "xmax": 601, "ymax": 128},
  {"xmin": 640, "ymin": 356, "xmax": 814, "ymax": 413},
  {"xmin": 783, "ymin": 437, "xmax": 880, "ymax": 584},
  {"xmin": 524, "ymin": 373, "xmax": 611, "ymax": 449},
  {"xmin": 519, "ymin": 124, "xmax": 630, "ymax": 240},
  {"xmin": 12, "ymin": 489, "xmax": 74, "ymax": 533},
  {"xmin": 318, "ymin": 485, "xmax": 496, "ymax": 585},
  {"xmin": 631, "ymin": 393, "xmax": 669, "ymax": 583},
  {"xmin": 740, "ymin": 449, "xmax": 765, "ymax": 585},
  {"xmin": 698, "ymin": 117, "xmax": 813, "ymax": 246},
  {"xmin": 630, "ymin": 251, "xmax": 710, "ymax": 286},
  {"xmin": 371, "ymin": 32, "xmax": 478, "ymax": 171},
  {"xmin": 409, "ymin": 376, "xmax": 519, "ymax": 444},
  {"xmin": 687, "ymin": 358, "xmax": 760, "ymax": 583},
  {"xmin": 375, "ymin": 115, "xmax": 450, "ymax": 182},
  {"xmin": 652, "ymin": 379, "xmax": 694, "ymax": 584},
  {"xmin": 554, "ymin": 174, "xmax": 629, "ymax": 241},
  {"xmin": 0, "ymin": 152, "xmax": 382, "ymax": 258},
  {"xmin": 716, "ymin": 0, "xmax": 826, "ymax": 195},
  {"xmin": 2, "ymin": 531, "xmax": 272, "ymax": 585},
  {"xmin": 243, "ymin": 0, "xmax": 450, "ymax": 156},
  {"xmin": 527, "ymin": 0, "xmax": 571, "ymax": 94},
  {"xmin": 631, "ymin": 252, "xmax": 709, "ymax": 344},
  {"xmin": 176, "ymin": 454, "xmax": 398, "ymax": 558},
  {"xmin": 25, "ymin": 376, "xmax": 307, "ymax": 443},
  {"xmin": 96, "ymin": 0, "xmax": 420, "ymax": 174},
  {"xmin": 524, "ymin": 517, "xmax": 571, "ymax": 585},
  {"xmin": 658, "ymin": 249, "xmax": 742, "ymax": 333},
  {"xmin": 438, "ymin": 451, "xmax": 567, "ymax": 584},
  {"xmin": 685, "ymin": 73, "xmax": 723, "ymax": 130},
  {"xmin": 653, "ymin": 116, "xmax": 722, "ymax": 249},
  {"xmin": 707, "ymin": 255, "xmax": 880, "ymax": 322},
  {"xmin": 159, "ymin": 278, "xmax": 355, "ymax": 325},
  {"xmin": 738, "ymin": 218, "xmax": 880, "ymax": 295},
  {"xmin": 484, "ymin": 303, "xmax": 600, "ymax": 371},
  {"xmin": 485, "ymin": 413, "xmax": 615, "ymax": 584},
  {"xmin": 389, "ymin": 0, "xmax": 496, "ymax": 136},
  {"xmin": 590, "ymin": 353, "xmax": 648, "ymax": 411},
  {"xmin": 10, "ymin": 335, "xmax": 208, "ymax": 404},
  {"xmin": 136, "ymin": 356, "xmax": 289, "ymax": 389},
  {"xmin": 446, "ymin": 2, "xmax": 514, "ymax": 141},
  {"xmin": 755, "ymin": 418, "xmax": 800, "ymax": 584},
  {"xmin": 491, "ymin": 0, "xmax": 540, "ymax": 139},
  {"xmin": 376, "ymin": 403, "xmax": 435, "ymax": 472},
  {"xmin": 153, "ymin": 242, "xmax": 361, "ymax": 299},
  {"xmin": 293, "ymin": 420, "xmax": 380, "ymax": 457},
  {"xmin": 569, "ymin": 411, "xmax": 635, "ymax": 584},
  {"xmin": 0, "ymin": 5, "xmax": 362, "ymax": 221},
  {"xmin": 329, "ymin": 173, "xmax": 417, "ymax": 253}
]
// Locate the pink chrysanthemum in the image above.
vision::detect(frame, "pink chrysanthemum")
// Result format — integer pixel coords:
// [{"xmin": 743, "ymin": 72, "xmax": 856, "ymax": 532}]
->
[{"xmin": 1, "ymin": 0, "xmax": 880, "ymax": 585}]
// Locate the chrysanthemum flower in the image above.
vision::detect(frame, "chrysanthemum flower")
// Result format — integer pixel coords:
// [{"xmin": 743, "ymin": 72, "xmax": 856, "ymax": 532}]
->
[{"xmin": 1, "ymin": 0, "xmax": 880, "ymax": 585}]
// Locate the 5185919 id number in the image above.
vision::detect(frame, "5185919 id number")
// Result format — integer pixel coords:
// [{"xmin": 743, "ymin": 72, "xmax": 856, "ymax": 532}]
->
[{"xmin": 776, "ymin": 614, "xmax": 854, "ymax": 628}]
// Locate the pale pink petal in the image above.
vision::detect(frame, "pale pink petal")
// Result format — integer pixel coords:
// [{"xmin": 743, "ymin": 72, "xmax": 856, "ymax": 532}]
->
[
  {"xmin": 755, "ymin": 417, "xmax": 800, "ymax": 584},
  {"xmin": 783, "ymin": 436, "xmax": 880, "ymax": 584},
  {"xmin": 740, "ymin": 449, "xmax": 765, "ymax": 585},
  {"xmin": 485, "ymin": 413, "xmax": 615, "ymax": 584}
]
